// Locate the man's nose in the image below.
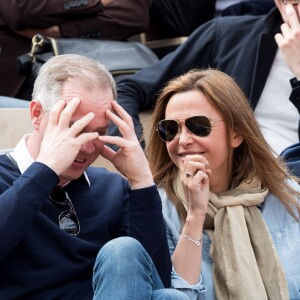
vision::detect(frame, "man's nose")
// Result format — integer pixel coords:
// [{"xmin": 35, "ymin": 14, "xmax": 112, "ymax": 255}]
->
[{"xmin": 80, "ymin": 140, "xmax": 95, "ymax": 154}]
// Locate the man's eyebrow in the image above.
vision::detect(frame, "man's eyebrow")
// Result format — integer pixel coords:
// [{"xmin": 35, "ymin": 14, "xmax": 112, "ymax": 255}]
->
[
  {"xmin": 96, "ymin": 126, "xmax": 109, "ymax": 132},
  {"xmin": 69, "ymin": 120, "xmax": 108, "ymax": 130},
  {"xmin": 81, "ymin": 126, "xmax": 108, "ymax": 133}
]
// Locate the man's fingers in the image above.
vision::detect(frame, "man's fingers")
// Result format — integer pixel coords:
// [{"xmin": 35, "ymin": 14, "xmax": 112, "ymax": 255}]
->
[
  {"xmin": 69, "ymin": 112, "xmax": 95, "ymax": 136},
  {"xmin": 100, "ymin": 144, "xmax": 116, "ymax": 162},
  {"xmin": 76, "ymin": 132, "xmax": 99, "ymax": 146},
  {"xmin": 105, "ymin": 110, "xmax": 131, "ymax": 140},
  {"xmin": 111, "ymin": 101, "xmax": 135, "ymax": 131},
  {"xmin": 98, "ymin": 135, "xmax": 128, "ymax": 149},
  {"xmin": 58, "ymin": 97, "xmax": 81, "ymax": 128},
  {"xmin": 105, "ymin": 102, "xmax": 136, "ymax": 142},
  {"xmin": 47, "ymin": 100, "xmax": 66, "ymax": 127}
]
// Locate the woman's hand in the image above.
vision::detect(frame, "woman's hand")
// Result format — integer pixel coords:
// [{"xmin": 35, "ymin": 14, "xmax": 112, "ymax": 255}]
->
[
  {"xmin": 172, "ymin": 154, "xmax": 211, "ymax": 284},
  {"xmin": 181, "ymin": 154, "xmax": 211, "ymax": 217}
]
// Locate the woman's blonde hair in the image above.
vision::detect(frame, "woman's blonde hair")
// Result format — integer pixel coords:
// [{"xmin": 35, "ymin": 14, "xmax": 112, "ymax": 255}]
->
[{"xmin": 146, "ymin": 69, "xmax": 300, "ymax": 221}]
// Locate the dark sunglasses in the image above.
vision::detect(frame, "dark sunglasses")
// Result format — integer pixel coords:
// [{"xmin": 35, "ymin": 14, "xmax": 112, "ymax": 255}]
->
[
  {"xmin": 49, "ymin": 187, "xmax": 80, "ymax": 236},
  {"xmin": 157, "ymin": 115, "xmax": 223, "ymax": 142}
]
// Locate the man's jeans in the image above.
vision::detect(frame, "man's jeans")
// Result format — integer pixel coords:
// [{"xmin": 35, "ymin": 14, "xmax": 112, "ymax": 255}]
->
[{"xmin": 93, "ymin": 237, "xmax": 188, "ymax": 300}]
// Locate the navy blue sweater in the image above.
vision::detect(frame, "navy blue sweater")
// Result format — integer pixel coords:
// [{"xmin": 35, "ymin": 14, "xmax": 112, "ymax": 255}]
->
[{"xmin": 0, "ymin": 154, "xmax": 171, "ymax": 299}]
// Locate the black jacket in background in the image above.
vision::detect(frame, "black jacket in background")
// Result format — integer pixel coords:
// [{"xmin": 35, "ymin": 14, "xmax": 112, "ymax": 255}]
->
[{"xmin": 110, "ymin": 8, "xmax": 300, "ymax": 146}]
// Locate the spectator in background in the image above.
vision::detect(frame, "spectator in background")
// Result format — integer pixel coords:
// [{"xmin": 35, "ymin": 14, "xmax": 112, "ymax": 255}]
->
[
  {"xmin": 109, "ymin": 0, "xmax": 300, "ymax": 156},
  {"xmin": 0, "ymin": 0, "xmax": 150, "ymax": 99}
]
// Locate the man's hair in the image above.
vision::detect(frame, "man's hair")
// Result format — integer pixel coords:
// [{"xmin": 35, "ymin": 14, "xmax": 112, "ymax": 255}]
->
[{"xmin": 32, "ymin": 54, "xmax": 117, "ymax": 112}]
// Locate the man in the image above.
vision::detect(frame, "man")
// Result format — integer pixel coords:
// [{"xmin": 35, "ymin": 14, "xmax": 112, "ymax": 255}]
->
[
  {"xmin": 0, "ymin": 0, "xmax": 150, "ymax": 98},
  {"xmin": 0, "ymin": 54, "xmax": 187, "ymax": 300},
  {"xmin": 110, "ymin": 0, "xmax": 300, "ymax": 156}
]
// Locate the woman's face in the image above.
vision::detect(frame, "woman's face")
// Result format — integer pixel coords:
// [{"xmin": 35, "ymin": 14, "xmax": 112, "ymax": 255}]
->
[{"xmin": 164, "ymin": 90, "xmax": 242, "ymax": 191}]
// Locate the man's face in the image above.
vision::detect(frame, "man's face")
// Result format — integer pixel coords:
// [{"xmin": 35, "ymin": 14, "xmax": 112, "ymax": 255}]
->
[
  {"xmin": 38, "ymin": 79, "xmax": 114, "ymax": 185},
  {"xmin": 276, "ymin": 0, "xmax": 300, "ymax": 22}
]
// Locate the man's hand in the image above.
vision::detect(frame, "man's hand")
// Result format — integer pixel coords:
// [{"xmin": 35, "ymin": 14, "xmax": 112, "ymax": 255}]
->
[
  {"xmin": 98, "ymin": 101, "xmax": 154, "ymax": 189},
  {"xmin": 275, "ymin": 3, "xmax": 300, "ymax": 79},
  {"xmin": 36, "ymin": 98, "xmax": 98, "ymax": 175}
]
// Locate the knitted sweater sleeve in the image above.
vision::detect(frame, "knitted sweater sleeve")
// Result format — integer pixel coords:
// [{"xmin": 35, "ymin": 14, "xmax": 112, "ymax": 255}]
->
[{"xmin": 0, "ymin": 162, "xmax": 59, "ymax": 260}]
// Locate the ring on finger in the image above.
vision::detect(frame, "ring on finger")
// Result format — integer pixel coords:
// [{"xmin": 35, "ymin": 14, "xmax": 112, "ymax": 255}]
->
[{"xmin": 185, "ymin": 172, "xmax": 193, "ymax": 177}]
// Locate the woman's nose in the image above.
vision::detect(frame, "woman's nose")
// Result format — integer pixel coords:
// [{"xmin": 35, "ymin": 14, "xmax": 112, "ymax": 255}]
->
[{"xmin": 178, "ymin": 126, "xmax": 194, "ymax": 145}]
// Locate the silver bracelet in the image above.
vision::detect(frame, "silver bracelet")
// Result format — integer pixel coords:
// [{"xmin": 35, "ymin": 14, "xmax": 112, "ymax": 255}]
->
[{"xmin": 181, "ymin": 233, "xmax": 203, "ymax": 246}]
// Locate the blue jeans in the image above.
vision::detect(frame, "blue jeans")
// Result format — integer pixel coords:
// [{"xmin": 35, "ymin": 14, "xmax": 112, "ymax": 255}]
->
[{"xmin": 93, "ymin": 237, "xmax": 189, "ymax": 300}]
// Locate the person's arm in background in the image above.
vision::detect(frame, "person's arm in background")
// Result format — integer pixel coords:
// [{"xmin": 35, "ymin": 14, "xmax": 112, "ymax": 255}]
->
[{"xmin": 0, "ymin": 0, "xmax": 150, "ymax": 40}]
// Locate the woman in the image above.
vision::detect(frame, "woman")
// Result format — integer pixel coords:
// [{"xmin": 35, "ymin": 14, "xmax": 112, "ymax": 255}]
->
[{"xmin": 146, "ymin": 69, "xmax": 300, "ymax": 299}]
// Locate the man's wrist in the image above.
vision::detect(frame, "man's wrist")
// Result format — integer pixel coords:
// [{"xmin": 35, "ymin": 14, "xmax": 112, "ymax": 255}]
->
[{"xmin": 130, "ymin": 181, "xmax": 155, "ymax": 190}]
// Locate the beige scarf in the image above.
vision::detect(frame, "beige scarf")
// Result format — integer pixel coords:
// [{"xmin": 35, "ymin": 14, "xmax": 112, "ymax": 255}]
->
[{"xmin": 176, "ymin": 175, "xmax": 289, "ymax": 299}]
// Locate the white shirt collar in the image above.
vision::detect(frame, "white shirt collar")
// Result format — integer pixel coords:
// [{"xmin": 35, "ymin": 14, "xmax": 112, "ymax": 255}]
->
[
  {"xmin": 10, "ymin": 134, "xmax": 34, "ymax": 174},
  {"xmin": 9, "ymin": 134, "xmax": 90, "ymax": 186}
]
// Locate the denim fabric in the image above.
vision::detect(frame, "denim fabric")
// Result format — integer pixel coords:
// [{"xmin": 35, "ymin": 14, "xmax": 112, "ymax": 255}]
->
[
  {"xmin": 159, "ymin": 180, "xmax": 300, "ymax": 300},
  {"xmin": 280, "ymin": 142, "xmax": 300, "ymax": 178},
  {"xmin": 93, "ymin": 237, "xmax": 189, "ymax": 300}
]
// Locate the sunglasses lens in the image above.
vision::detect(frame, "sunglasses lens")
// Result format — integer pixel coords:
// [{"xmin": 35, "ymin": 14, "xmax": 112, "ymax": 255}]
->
[
  {"xmin": 59, "ymin": 210, "xmax": 80, "ymax": 235},
  {"xmin": 50, "ymin": 187, "xmax": 69, "ymax": 205},
  {"xmin": 50, "ymin": 187, "xmax": 80, "ymax": 236},
  {"xmin": 157, "ymin": 120, "xmax": 179, "ymax": 142},
  {"xmin": 186, "ymin": 116, "xmax": 211, "ymax": 137}
]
